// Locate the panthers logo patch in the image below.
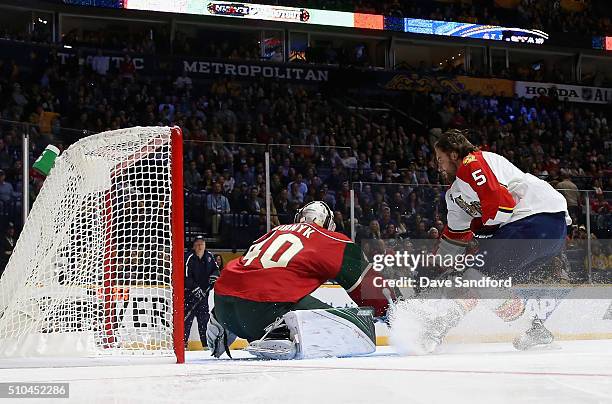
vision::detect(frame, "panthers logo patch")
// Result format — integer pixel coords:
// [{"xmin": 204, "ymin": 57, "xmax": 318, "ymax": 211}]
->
[
  {"xmin": 452, "ymin": 194, "xmax": 482, "ymax": 217},
  {"xmin": 462, "ymin": 154, "xmax": 476, "ymax": 165}
]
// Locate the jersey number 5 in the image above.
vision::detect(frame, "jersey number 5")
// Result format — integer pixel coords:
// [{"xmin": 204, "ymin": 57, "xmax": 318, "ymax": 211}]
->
[
  {"xmin": 472, "ymin": 169, "xmax": 487, "ymax": 186},
  {"xmin": 242, "ymin": 233, "xmax": 304, "ymax": 268}
]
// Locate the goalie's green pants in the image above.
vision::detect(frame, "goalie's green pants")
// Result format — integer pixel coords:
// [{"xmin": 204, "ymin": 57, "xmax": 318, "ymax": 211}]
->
[{"xmin": 214, "ymin": 293, "xmax": 331, "ymax": 341}]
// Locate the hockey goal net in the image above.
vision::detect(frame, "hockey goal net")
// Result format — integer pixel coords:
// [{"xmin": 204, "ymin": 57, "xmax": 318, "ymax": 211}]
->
[{"xmin": 0, "ymin": 126, "xmax": 184, "ymax": 362}]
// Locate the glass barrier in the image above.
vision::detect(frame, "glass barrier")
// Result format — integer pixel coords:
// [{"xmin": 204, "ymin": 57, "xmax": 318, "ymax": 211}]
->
[
  {"xmin": 183, "ymin": 140, "xmax": 269, "ymax": 250},
  {"xmin": 0, "ymin": 118, "xmax": 609, "ymax": 280},
  {"xmin": 182, "ymin": 142, "xmax": 359, "ymax": 249},
  {"xmin": 268, "ymin": 143, "xmax": 357, "ymax": 237}
]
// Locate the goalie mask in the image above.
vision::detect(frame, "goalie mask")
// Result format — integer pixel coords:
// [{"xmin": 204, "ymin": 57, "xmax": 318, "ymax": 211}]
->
[{"xmin": 294, "ymin": 201, "xmax": 336, "ymax": 231}]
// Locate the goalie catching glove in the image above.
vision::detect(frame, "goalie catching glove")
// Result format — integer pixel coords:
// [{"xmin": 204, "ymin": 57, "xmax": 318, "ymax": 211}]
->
[{"xmin": 206, "ymin": 309, "xmax": 237, "ymax": 358}]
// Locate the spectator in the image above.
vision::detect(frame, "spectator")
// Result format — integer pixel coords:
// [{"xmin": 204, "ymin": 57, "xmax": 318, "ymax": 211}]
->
[
  {"xmin": 214, "ymin": 254, "xmax": 224, "ymax": 271},
  {"xmin": 319, "ymin": 184, "xmax": 336, "ymax": 209},
  {"xmin": 288, "ymin": 181, "xmax": 304, "ymax": 205},
  {"xmin": 158, "ymin": 102, "xmax": 176, "ymax": 123},
  {"xmin": 378, "ymin": 206, "xmax": 396, "ymax": 229},
  {"xmin": 414, "ymin": 221, "xmax": 428, "ymax": 239},
  {"xmin": 276, "ymin": 189, "xmax": 291, "ymax": 223},
  {"xmin": 556, "ymin": 174, "xmax": 581, "ymax": 223},
  {"xmin": 174, "ymin": 71, "xmax": 193, "ymax": 92},
  {"xmin": 333, "ymin": 210, "xmax": 348, "ymax": 236},
  {"xmin": 591, "ymin": 188, "xmax": 610, "ymax": 214},
  {"xmin": 382, "ymin": 223, "xmax": 400, "ymax": 239},
  {"xmin": 0, "ymin": 222, "xmax": 15, "ymax": 277},
  {"xmin": 36, "ymin": 105, "xmax": 59, "ymax": 136},
  {"xmin": 119, "ymin": 54, "xmax": 136, "ymax": 81},
  {"xmin": 227, "ymin": 182, "xmax": 245, "ymax": 212},
  {"xmin": 206, "ymin": 182, "xmax": 231, "ymax": 235},
  {"xmin": 0, "ymin": 170, "xmax": 16, "ymax": 203},
  {"xmin": 247, "ymin": 186, "xmax": 264, "ymax": 214},
  {"xmin": 184, "ymin": 161, "xmax": 203, "ymax": 190},
  {"xmin": 287, "ymin": 174, "xmax": 308, "ymax": 196},
  {"xmin": 427, "ymin": 227, "xmax": 439, "ymax": 239},
  {"xmin": 91, "ymin": 49, "xmax": 110, "ymax": 76},
  {"xmin": 11, "ymin": 83, "xmax": 28, "ymax": 116},
  {"xmin": 235, "ymin": 164, "xmax": 255, "ymax": 186},
  {"xmin": 364, "ymin": 219, "xmax": 382, "ymax": 240}
]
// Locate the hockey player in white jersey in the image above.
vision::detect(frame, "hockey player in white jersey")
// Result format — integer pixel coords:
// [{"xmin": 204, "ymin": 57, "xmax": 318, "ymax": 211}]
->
[{"xmin": 393, "ymin": 129, "xmax": 570, "ymax": 353}]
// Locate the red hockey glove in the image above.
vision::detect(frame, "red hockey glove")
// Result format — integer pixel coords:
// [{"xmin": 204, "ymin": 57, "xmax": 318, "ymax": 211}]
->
[{"xmin": 470, "ymin": 217, "xmax": 499, "ymax": 238}]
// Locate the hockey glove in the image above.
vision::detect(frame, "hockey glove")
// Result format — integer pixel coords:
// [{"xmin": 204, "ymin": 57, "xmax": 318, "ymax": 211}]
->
[
  {"xmin": 470, "ymin": 217, "xmax": 499, "ymax": 238},
  {"xmin": 191, "ymin": 287, "xmax": 206, "ymax": 301},
  {"xmin": 208, "ymin": 274, "xmax": 219, "ymax": 289},
  {"xmin": 206, "ymin": 310, "xmax": 237, "ymax": 358}
]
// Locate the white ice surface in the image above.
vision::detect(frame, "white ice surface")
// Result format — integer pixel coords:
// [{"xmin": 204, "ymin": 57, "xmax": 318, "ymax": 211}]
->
[{"xmin": 1, "ymin": 340, "xmax": 611, "ymax": 404}]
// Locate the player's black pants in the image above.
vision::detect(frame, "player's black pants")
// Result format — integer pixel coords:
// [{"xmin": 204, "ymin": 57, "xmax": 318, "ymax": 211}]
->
[
  {"xmin": 184, "ymin": 291, "xmax": 210, "ymax": 347},
  {"xmin": 214, "ymin": 293, "xmax": 331, "ymax": 342}
]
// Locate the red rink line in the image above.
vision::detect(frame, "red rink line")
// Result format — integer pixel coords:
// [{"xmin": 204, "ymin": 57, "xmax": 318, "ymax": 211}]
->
[
  {"xmin": 10, "ymin": 368, "xmax": 325, "ymax": 384},
  {"xmin": 7, "ymin": 365, "xmax": 610, "ymax": 383},
  {"xmin": 249, "ymin": 364, "xmax": 612, "ymax": 378}
]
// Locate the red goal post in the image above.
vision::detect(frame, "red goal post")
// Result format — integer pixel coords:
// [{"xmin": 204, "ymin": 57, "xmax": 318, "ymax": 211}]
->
[{"xmin": 171, "ymin": 127, "xmax": 185, "ymax": 364}]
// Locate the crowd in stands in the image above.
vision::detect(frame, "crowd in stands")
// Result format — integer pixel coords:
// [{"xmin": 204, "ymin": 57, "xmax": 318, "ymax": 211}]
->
[
  {"xmin": 0, "ymin": 20, "xmax": 52, "ymax": 44},
  {"xmin": 0, "ymin": 39, "xmax": 610, "ymax": 251},
  {"xmin": 248, "ymin": 0, "xmax": 611, "ymax": 36},
  {"xmin": 172, "ymin": 31, "xmax": 262, "ymax": 61},
  {"xmin": 1, "ymin": 1, "xmax": 608, "ymax": 87},
  {"xmin": 393, "ymin": 57, "xmax": 583, "ymax": 87},
  {"xmin": 62, "ymin": 28, "xmax": 163, "ymax": 54}
]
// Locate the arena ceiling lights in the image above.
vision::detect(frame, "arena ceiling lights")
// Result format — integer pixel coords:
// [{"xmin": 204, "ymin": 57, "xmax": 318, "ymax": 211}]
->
[{"xmin": 122, "ymin": 0, "xmax": 548, "ymax": 45}]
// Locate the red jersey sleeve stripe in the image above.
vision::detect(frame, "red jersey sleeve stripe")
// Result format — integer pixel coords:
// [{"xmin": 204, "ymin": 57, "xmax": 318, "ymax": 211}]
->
[
  {"xmin": 446, "ymin": 227, "xmax": 471, "ymax": 234},
  {"xmin": 442, "ymin": 225, "xmax": 472, "ymax": 244}
]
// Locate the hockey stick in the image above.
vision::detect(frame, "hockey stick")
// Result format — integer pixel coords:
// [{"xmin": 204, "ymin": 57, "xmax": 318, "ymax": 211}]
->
[{"xmin": 185, "ymin": 283, "xmax": 214, "ymax": 320}]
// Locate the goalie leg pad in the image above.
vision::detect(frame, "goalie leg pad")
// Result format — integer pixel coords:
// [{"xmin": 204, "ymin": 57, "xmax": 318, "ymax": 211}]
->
[
  {"xmin": 246, "ymin": 308, "xmax": 376, "ymax": 360},
  {"xmin": 284, "ymin": 307, "xmax": 376, "ymax": 359}
]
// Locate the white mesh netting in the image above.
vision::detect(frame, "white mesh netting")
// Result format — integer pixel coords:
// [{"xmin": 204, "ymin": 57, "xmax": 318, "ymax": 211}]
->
[{"xmin": 0, "ymin": 127, "xmax": 179, "ymax": 358}]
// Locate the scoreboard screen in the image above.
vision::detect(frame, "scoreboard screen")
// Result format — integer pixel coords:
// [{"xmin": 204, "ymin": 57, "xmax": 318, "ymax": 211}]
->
[{"xmin": 62, "ymin": 0, "xmax": 549, "ymax": 45}]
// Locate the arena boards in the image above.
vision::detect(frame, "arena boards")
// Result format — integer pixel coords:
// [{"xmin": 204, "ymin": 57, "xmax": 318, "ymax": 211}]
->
[{"xmin": 185, "ymin": 286, "xmax": 612, "ymax": 349}]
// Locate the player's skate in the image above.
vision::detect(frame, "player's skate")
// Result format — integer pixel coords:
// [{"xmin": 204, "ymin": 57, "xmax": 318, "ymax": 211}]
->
[
  {"xmin": 512, "ymin": 318, "xmax": 554, "ymax": 351},
  {"xmin": 418, "ymin": 303, "xmax": 464, "ymax": 354},
  {"xmin": 246, "ymin": 317, "xmax": 298, "ymax": 360},
  {"xmin": 390, "ymin": 298, "xmax": 465, "ymax": 355}
]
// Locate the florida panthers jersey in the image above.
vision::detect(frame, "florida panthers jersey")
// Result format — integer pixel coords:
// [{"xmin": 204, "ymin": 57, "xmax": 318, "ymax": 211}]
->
[{"xmin": 443, "ymin": 151, "xmax": 570, "ymax": 244}]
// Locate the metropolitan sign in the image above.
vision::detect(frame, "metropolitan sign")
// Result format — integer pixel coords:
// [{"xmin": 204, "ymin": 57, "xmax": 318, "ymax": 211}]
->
[{"xmin": 515, "ymin": 81, "xmax": 612, "ymax": 104}]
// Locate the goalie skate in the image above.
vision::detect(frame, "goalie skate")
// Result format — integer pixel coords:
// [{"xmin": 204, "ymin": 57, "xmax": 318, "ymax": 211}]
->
[
  {"xmin": 246, "ymin": 338, "xmax": 298, "ymax": 360},
  {"xmin": 245, "ymin": 316, "xmax": 298, "ymax": 360},
  {"xmin": 512, "ymin": 319, "xmax": 554, "ymax": 351}
]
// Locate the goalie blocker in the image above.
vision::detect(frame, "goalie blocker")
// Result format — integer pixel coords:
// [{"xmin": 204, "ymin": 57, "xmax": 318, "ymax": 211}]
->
[{"xmin": 207, "ymin": 201, "xmax": 393, "ymax": 359}]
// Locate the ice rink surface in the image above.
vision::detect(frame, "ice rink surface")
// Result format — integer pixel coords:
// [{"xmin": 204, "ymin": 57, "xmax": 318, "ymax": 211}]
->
[{"xmin": 1, "ymin": 340, "xmax": 611, "ymax": 404}]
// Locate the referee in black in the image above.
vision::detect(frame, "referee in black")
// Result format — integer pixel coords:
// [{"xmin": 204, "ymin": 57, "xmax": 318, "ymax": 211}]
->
[{"xmin": 184, "ymin": 236, "xmax": 219, "ymax": 349}]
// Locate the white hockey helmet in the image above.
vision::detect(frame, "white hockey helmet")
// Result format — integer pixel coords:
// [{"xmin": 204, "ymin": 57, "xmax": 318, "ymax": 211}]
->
[{"xmin": 294, "ymin": 201, "xmax": 336, "ymax": 231}]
